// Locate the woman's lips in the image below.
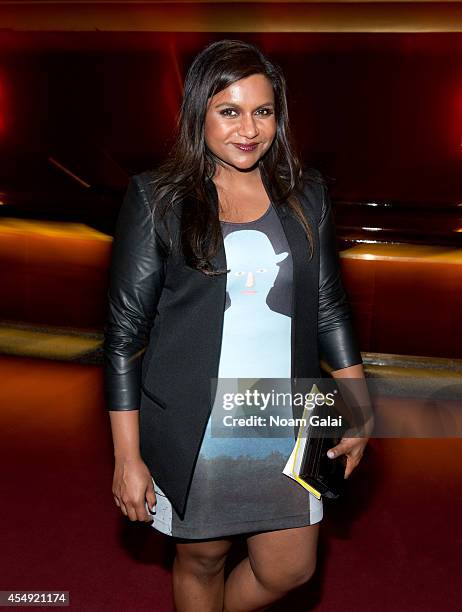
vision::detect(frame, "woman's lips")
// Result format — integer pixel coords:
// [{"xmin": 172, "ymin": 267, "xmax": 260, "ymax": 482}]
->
[{"xmin": 232, "ymin": 143, "xmax": 258, "ymax": 152}]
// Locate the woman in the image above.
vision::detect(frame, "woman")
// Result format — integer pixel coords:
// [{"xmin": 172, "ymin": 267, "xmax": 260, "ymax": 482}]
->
[{"xmin": 103, "ymin": 39, "xmax": 371, "ymax": 612}]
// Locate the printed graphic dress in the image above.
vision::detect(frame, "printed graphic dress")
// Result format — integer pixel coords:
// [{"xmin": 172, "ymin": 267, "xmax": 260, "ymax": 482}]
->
[{"xmin": 149, "ymin": 200, "xmax": 323, "ymax": 539}]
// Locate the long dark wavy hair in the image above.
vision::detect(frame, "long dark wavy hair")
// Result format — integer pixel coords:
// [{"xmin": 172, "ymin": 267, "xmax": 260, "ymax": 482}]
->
[{"xmin": 147, "ymin": 39, "xmax": 315, "ymax": 275}]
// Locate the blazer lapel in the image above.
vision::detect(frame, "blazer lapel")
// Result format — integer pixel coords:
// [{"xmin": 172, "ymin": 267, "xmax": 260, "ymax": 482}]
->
[{"xmin": 260, "ymin": 168, "xmax": 319, "ymax": 383}]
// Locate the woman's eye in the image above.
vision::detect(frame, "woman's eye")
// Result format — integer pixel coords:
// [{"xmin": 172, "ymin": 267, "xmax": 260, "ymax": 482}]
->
[
  {"xmin": 256, "ymin": 108, "xmax": 274, "ymax": 116},
  {"xmin": 220, "ymin": 108, "xmax": 238, "ymax": 117},
  {"xmin": 256, "ymin": 268, "xmax": 267, "ymax": 273},
  {"xmin": 234, "ymin": 271, "xmax": 245, "ymax": 276}
]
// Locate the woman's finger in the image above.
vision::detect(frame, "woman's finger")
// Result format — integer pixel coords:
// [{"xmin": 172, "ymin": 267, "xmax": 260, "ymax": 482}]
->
[
  {"xmin": 145, "ymin": 479, "xmax": 157, "ymax": 510},
  {"xmin": 344, "ymin": 455, "xmax": 360, "ymax": 478},
  {"xmin": 328, "ymin": 436, "xmax": 367, "ymax": 458},
  {"xmin": 134, "ymin": 498, "xmax": 153, "ymax": 522},
  {"xmin": 343, "ymin": 444, "xmax": 366, "ymax": 477},
  {"xmin": 124, "ymin": 502, "xmax": 138, "ymax": 522},
  {"xmin": 326, "ymin": 439, "xmax": 349, "ymax": 459}
]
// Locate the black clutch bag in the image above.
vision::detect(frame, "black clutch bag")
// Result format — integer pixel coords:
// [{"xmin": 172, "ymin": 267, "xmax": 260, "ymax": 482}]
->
[
  {"xmin": 298, "ymin": 389, "xmax": 349, "ymax": 499},
  {"xmin": 299, "ymin": 432, "xmax": 347, "ymax": 499}
]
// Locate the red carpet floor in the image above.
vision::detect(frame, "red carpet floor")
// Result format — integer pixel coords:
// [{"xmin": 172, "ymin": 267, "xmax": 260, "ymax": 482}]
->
[{"xmin": 1, "ymin": 355, "xmax": 461, "ymax": 611}]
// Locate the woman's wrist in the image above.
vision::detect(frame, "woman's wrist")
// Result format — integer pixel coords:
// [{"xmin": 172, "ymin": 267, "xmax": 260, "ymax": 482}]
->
[
  {"xmin": 114, "ymin": 451, "xmax": 142, "ymax": 463},
  {"xmin": 109, "ymin": 409, "xmax": 142, "ymax": 463}
]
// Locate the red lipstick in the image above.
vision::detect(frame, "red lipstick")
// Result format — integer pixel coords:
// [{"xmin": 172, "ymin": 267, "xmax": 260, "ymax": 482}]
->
[{"xmin": 232, "ymin": 143, "xmax": 258, "ymax": 152}]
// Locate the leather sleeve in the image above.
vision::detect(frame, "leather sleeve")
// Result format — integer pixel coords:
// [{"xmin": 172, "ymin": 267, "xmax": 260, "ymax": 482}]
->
[
  {"xmin": 102, "ymin": 174, "xmax": 166, "ymax": 410},
  {"xmin": 317, "ymin": 177, "xmax": 363, "ymax": 371}
]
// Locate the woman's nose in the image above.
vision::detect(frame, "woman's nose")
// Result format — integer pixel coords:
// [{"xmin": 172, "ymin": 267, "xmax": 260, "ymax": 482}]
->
[
  {"xmin": 246, "ymin": 271, "xmax": 255, "ymax": 287},
  {"xmin": 238, "ymin": 114, "xmax": 258, "ymax": 139}
]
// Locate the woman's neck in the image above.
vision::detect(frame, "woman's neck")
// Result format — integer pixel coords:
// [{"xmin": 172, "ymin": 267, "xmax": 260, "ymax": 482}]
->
[
  {"xmin": 212, "ymin": 164, "xmax": 270, "ymax": 222},
  {"xmin": 212, "ymin": 164, "xmax": 262, "ymax": 193}
]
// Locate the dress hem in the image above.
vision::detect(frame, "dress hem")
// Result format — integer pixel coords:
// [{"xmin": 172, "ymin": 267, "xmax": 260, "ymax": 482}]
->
[{"xmin": 149, "ymin": 509, "xmax": 323, "ymax": 540}]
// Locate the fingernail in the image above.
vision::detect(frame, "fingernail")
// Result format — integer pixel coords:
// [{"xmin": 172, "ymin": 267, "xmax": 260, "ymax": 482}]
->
[{"xmin": 327, "ymin": 450, "xmax": 335, "ymax": 459}]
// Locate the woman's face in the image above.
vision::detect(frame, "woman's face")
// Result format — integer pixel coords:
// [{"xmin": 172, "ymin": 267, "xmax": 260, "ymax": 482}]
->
[{"xmin": 204, "ymin": 73, "xmax": 277, "ymax": 172}]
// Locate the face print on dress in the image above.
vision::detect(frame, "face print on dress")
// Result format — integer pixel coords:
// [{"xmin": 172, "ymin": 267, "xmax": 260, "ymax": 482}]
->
[{"xmin": 224, "ymin": 230, "xmax": 288, "ymax": 309}]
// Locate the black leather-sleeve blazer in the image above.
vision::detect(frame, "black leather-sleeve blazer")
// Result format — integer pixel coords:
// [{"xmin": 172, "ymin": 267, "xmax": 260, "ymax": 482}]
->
[
  {"xmin": 103, "ymin": 170, "xmax": 362, "ymax": 411},
  {"xmin": 316, "ymin": 172, "xmax": 362, "ymax": 372},
  {"xmin": 103, "ymin": 174, "xmax": 167, "ymax": 411}
]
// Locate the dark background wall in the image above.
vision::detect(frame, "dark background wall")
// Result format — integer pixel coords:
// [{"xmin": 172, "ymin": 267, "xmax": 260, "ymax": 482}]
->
[{"xmin": 1, "ymin": 31, "xmax": 462, "ymax": 205}]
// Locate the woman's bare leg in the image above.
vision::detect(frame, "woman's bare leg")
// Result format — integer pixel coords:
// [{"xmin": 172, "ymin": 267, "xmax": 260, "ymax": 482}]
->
[
  {"xmin": 173, "ymin": 537, "xmax": 234, "ymax": 612},
  {"xmin": 223, "ymin": 524, "xmax": 319, "ymax": 612}
]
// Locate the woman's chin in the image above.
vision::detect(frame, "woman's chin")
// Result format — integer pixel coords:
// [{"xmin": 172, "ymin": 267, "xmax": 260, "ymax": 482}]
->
[{"xmin": 226, "ymin": 157, "xmax": 262, "ymax": 172}]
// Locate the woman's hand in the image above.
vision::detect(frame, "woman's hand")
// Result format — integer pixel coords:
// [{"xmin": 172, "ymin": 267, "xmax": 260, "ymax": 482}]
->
[
  {"xmin": 112, "ymin": 456, "xmax": 157, "ymax": 522},
  {"xmin": 326, "ymin": 436, "xmax": 368, "ymax": 479},
  {"xmin": 326, "ymin": 363, "xmax": 375, "ymax": 479},
  {"xmin": 326, "ymin": 415, "xmax": 374, "ymax": 479}
]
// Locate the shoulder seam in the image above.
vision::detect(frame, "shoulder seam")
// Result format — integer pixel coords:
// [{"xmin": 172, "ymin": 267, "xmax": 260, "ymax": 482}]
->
[
  {"xmin": 300, "ymin": 167, "xmax": 326, "ymax": 226},
  {"xmin": 131, "ymin": 173, "xmax": 153, "ymax": 216},
  {"xmin": 319, "ymin": 181, "xmax": 328, "ymax": 227}
]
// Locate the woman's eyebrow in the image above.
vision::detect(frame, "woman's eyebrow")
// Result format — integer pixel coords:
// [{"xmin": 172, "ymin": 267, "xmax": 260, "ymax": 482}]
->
[{"xmin": 214, "ymin": 101, "xmax": 274, "ymax": 109}]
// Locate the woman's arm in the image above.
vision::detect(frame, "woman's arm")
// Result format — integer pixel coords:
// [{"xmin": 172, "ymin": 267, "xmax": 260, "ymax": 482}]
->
[
  {"xmin": 103, "ymin": 174, "xmax": 165, "ymax": 413},
  {"xmin": 316, "ymin": 175, "xmax": 373, "ymax": 477},
  {"xmin": 108, "ymin": 409, "xmax": 141, "ymax": 461},
  {"xmin": 108, "ymin": 409, "xmax": 156, "ymax": 521},
  {"xmin": 316, "ymin": 173, "xmax": 362, "ymax": 372},
  {"xmin": 329, "ymin": 363, "xmax": 374, "ymax": 478},
  {"xmin": 103, "ymin": 174, "xmax": 166, "ymax": 520}
]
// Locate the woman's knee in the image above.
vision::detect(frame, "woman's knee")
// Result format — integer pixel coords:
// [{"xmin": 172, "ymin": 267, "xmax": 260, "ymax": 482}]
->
[
  {"xmin": 175, "ymin": 540, "xmax": 232, "ymax": 578},
  {"xmin": 250, "ymin": 554, "xmax": 317, "ymax": 594}
]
